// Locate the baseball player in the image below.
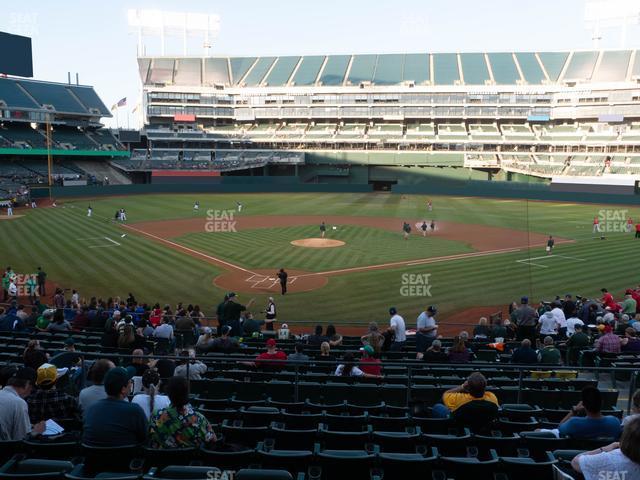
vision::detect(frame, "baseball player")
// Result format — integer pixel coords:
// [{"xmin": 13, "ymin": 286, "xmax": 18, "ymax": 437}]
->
[
  {"xmin": 627, "ymin": 217, "xmax": 633, "ymax": 233},
  {"xmin": 6, "ymin": 201, "xmax": 13, "ymax": 217},
  {"xmin": 427, "ymin": 199, "xmax": 433, "ymax": 212},
  {"xmin": 31, "ymin": 199, "xmax": 37, "ymax": 208},
  {"xmin": 421, "ymin": 221, "xmax": 428, "ymax": 237},
  {"xmin": 121, "ymin": 209, "xmax": 127, "ymax": 222},
  {"xmin": 237, "ymin": 201, "xmax": 243, "ymax": 212},
  {"xmin": 430, "ymin": 220, "xmax": 435, "ymax": 232},
  {"xmin": 277, "ymin": 268, "xmax": 288, "ymax": 295},
  {"xmin": 193, "ymin": 201, "xmax": 200, "ymax": 212},
  {"xmin": 87, "ymin": 205, "xmax": 92, "ymax": 217},
  {"xmin": 402, "ymin": 222, "xmax": 411, "ymax": 240},
  {"xmin": 546, "ymin": 235, "xmax": 555, "ymax": 255},
  {"xmin": 593, "ymin": 216, "xmax": 601, "ymax": 234},
  {"xmin": 320, "ymin": 221, "xmax": 326, "ymax": 238}
]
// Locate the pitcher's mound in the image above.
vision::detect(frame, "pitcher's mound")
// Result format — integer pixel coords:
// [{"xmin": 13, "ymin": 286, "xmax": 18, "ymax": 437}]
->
[{"xmin": 291, "ymin": 238, "xmax": 345, "ymax": 248}]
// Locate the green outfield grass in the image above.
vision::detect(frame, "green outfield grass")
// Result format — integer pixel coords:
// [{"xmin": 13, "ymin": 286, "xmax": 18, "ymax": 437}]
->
[
  {"xmin": 176, "ymin": 225, "xmax": 473, "ymax": 272},
  {"xmin": 2, "ymin": 193, "xmax": 640, "ymax": 328}
]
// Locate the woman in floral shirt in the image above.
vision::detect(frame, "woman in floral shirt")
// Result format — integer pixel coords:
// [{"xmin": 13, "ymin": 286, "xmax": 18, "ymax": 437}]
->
[{"xmin": 148, "ymin": 376, "xmax": 216, "ymax": 449}]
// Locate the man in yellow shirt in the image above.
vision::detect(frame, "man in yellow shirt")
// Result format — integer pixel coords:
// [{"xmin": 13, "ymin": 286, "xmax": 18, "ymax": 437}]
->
[{"xmin": 432, "ymin": 372, "xmax": 499, "ymax": 424}]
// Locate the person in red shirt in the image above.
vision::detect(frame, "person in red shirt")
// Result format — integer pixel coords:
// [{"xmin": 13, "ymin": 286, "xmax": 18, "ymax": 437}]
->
[
  {"xmin": 635, "ymin": 223, "xmax": 640, "ymax": 239},
  {"xmin": 593, "ymin": 217, "xmax": 600, "ymax": 234},
  {"xmin": 600, "ymin": 288, "xmax": 621, "ymax": 313},
  {"xmin": 358, "ymin": 345, "xmax": 382, "ymax": 376},
  {"xmin": 254, "ymin": 338, "xmax": 287, "ymax": 370},
  {"xmin": 627, "ymin": 217, "xmax": 633, "ymax": 233}
]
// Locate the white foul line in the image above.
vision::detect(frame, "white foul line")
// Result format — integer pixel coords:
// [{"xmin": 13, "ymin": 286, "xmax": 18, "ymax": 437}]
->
[
  {"xmin": 103, "ymin": 237, "xmax": 121, "ymax": 246},
  {"xmin": 121, "ymin": 223, "xmax": 257, "ymax": 275}
]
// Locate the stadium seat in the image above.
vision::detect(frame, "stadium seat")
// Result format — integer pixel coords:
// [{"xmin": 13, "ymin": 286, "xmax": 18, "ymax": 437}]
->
[
  {"xmin": 378, "ymin": 450, "xmax": 437, "ymax": 480},
  {"xmin": 256, "ymin": 444, "xmax": 313, "ymax": 474},
  {"xmin": 140, "ymin": 447, "xmax": 199, "ymax": 469},
  {"xmin": 314, "ymin": 449, "xmax": 376, "ymax": 480},
  {"xmin": 269, "ymin": 424, "xmax": 318, "ymax": 451},
  {"xmin": 22, "ymin": 438, "xmax": 80, "ymax": 460},
  {"xmin": 0, "ymin": 440, "xmax": 24, "ymax": 465},
  {"xmin": 65, "ymin": 465, "xmax": 140, "ymax": 480},
  {"xmin": 438, "ymin": 451, "xmax": 500, "ymax": 478},
  {"xmin": 0, "ymin": 456, "xmax": 74, "ymax": 479},
  {"xmin": 499, "ymin": 453, "xmax": 558, "ymax": 477},
  {"xmin": 318, "ymin": 425, "xmax": 372, "ymax": 450},
  {"xmin": 280, "ymin": 412, "xmax": 323, "ymax": 430},
  {"xmin": 235, "ymin": 469, "xmax": 296, "ymax": 480},
  {"xmin": 519, "ymin": 431, "xmax": 569, "ymax": 456},
  {"xmin": 200, "ymin": 445, "xmax": 257, "ymax": 471},
  {"xmin": 241, "ymin": 407, "xmax": 281, "ymax": 427},
  {"xmin": 372, "ymin": 430, "xmax": 422, "ymax": 453},
  {"xmin": 79, "ymin": 444, "xmax": 140, "ymax": 475},
  {"xmin": 142, "ymin": 465, "xmax": 221, "ymax": 480}
]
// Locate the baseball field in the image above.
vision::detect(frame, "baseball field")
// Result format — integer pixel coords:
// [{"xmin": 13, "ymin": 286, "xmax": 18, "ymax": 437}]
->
[{"xmin": 2, "ymin": 192, "xmax": 640, "ymax": 332}]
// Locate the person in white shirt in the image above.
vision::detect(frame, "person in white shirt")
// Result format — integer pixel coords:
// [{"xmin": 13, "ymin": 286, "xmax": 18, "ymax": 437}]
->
[
  {"xmin": 334, "ymin": 353, "xmax": 379, "ymax": 378},
  {"xmin": 551, "ymin": 302, "xmax": 567, "ymax": 337},
  {"xmin": 388, "ymin": 307, "xmax": 406, "ymax": 351},
  {"xmin": 539, "ymin": 307, "xmax": 559, "ymax": 337},
  {"xmin": 173, "ymin": 350, "xmax": 207, "ymax": 380},
  {"xmin": 7, "ymin": 280, "xmax": 17, "ymax": 301},
  {"xmin": 153, "ymin": 317, "xmax": 174, "ymax": 341},
  {"xmin": 87, "ymin": 206, "xmax": 92, "ymax": 217},
  {"xmin": 572, "ymin": 416, "xmax": 640, "ymax": 480},
  {"xmin": 566, "ymin": 316, "xmax": 585, "ymax": 337},
  {"xmin": 71, "ymin": 290, "xmax": 79, "ymax": 307},
  {"xmin": 416, "ymin": 306, "xmax": 438, "ymax": 353},
  {"xmin": 131, "ymin": 369, "xmax": 170, "ymax": 420}
]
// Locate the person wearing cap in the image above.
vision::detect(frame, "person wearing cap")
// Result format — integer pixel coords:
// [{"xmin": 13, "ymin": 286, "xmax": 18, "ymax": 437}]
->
[
  {"xmin": 83, "ymin": 367, "xmax": 148, "ymax": 447},
  {"xmin": 223, "ymin": 293, "xmax": 255, "ymax": 337},
  {"xmin": 566, "ymin": 312, "xmax": 585, "ymax": 338},
  {"xmin": 387, "ymin": 307, "xmax": 407, "ymax": 351},
  {"xmin": 359, "ymin": 345, "xmax": 382, "ymax": 376},
  {"xmin": 621, "ymin": 291, "xmax": 637, "ymax": 316},
  {"xmin": 416, "ymin": 306, "xmax": 438, "ymax": 353},
  {"xmin": 513, "ymin": 296, "xmax": 538, "ymax": 343},
  {"xmin": 215, "ymin": 294, "xmax": 230, "ymax": 330},
  {"xmin": 196, "ymin": 327, "xmax": 215, "ymax": 352},
  {"xmin": 594, "ymin": 324, "xmax": 622, "ymax": 355},
  {"xmin": 537, "ymin": 336, "xmax": 562, "ymax": 365},
  {"xmin": 0, "ymin": 367, "xmax": 45, "ymax": 440},
  {"xmin": 26, "ymin": 363, "xmax": 78, "ymax": 423},
  {"xmin": 265, "ymin": 297, "xmax": 277, "ymax": 331},
  {"xmin": 254, "ymin": 338, "xmax": 288, "ymax": 370},
  {"xmin": 210, "ymin": 325, "xmax": 239, "ymax": 353}
]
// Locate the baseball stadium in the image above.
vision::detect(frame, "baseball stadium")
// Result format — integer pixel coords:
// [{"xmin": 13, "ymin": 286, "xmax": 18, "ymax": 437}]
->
[{"xmin": 0, "ymin": 2, "xmax": 640, "ymax": 480}]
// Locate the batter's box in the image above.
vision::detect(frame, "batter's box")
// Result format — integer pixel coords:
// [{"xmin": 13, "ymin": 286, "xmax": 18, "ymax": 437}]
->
[{"xmin": 245, "ymin": 274, "xmax": 298, "ymax": 289}]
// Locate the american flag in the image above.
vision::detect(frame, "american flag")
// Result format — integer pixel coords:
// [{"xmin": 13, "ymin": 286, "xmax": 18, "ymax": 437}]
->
[{"xmin": 111, "ymin": 97, "xmax": 127, "ymax": 111}]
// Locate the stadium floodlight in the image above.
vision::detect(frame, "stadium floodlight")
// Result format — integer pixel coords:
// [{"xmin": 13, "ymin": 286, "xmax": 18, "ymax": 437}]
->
[
  {"xmin": 127, "ymin": 9, "xmax": 220, "ymax": 56},
  {"xmin": 584, "ymin": 0, "xmax": 640, "ymax": 47}
]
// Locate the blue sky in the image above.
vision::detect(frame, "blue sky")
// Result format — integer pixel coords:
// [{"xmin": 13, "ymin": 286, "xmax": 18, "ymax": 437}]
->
[{"xmin": 1, "ymin": 0, "xmax": 639, "ymax": 128}]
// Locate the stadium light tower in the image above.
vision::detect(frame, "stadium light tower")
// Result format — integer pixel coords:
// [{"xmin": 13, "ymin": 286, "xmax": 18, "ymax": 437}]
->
[
  {"xmin": 127, "ymin": 9, "xmax": 221, "ymax": 56},
  {"xmin": 584, "ymin": 0, "xmax": 640, "ymax": 48}
]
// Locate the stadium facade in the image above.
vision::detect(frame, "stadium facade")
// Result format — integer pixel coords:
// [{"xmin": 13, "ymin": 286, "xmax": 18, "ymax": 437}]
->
[{"xmin": 130, "ymin": 49, "xmax": 640, "ymax": 188}]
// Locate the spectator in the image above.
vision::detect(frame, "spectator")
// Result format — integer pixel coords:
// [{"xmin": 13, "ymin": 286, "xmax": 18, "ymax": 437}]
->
[
  {"xmin": 79, "ymin": 359, "xmax": 115, "ymax": 412},
  {"xmin": 511, "ymin": 339, "xmax": 538, "ymax": 364},
  {"xmin": 571, "ymin": 416, "xmax": 640, "ymax": 480},
  {"xmin": 154, "ymin": 358, "xmax": 176, "ymax": 380},
  {"xmin": 513, "ymin": 296, "xmax": 538, "ymax": 342},
  {"xmin": 447, "ymin": 336, "xmax": 473, "ymax": 363},
  {"xmin": 101, "ymin": 319, "xmax": 119, "ymax": 349},
  {"xmin": 174, "ymin": 350, "xmax": 208, "ymax": 380},
  {"xmin": 128, "ymin": 350, "xmax": 149, "ymax": 377},
  {"xmin": 361, "ymin": 322, "xmax": 385, "ymax": 353},
  {"xmin": 388, "ymin": 307, "xmax": 407, "ymax": 351},
  {"xmin": 132, "ymin": 369, "xmax": 170, "ymax": 420},
  {"xmin": 118, "ymin": 324, "xmax": 144, "ymax": 351},
  {"xmin": 558, "ymin": 386, "xmax": 622, "ymax": 440},
  {"xmin": 594, "ymin": 324, "xmax": 622, "ymax": 355},
  {"xmin": 196, "ymin": 327, "xmax": 215, "ymax": 352},
  {"xmin": 551, "ymin": 301, "xmax": 567, "ymax": 338},
  {"xmin": 254, "ymin": 339, "xmax": 287, "ymax": 370},
  {"xmin": 421, "ymin": 339, "xmax": 449, "ymax": 363},
  {"xmin": 490, "ymin": 318, "xmax": 508, "ymax": 340},
  {"xmin": 148, "ymin": 376, "xmax": 216, "ymax": 449},
  {"xmin": 622, "ymin": 390, "xmax": 640, "ymax": 427},
  {"xmin": 537, "ymin": 336, "xmax": 562, "ymax": 365},
  {"xmin": 210, "ymin": 325, "xmax": 239, "ymax": 353},
  {"xmin": 0, "ymin": 367, "xmax": 44, "ymax": 440},
  {"xmin": 416, "ymin": 306, "xmax": 438, "ymax": 352},
  {"xmin": 137, "ymin": 318, "xmax": 155, "ymax": 338},
  {"xmin": 473, "ymin": 317, "xmax": 491, "ymax": 340},
  {"xmin": 620, "ymin": 290, "xmax": 637, "ymax": 316},
  {"xmin": 242, "ymin": 312, "xmax": 265, "ymax": 336},
  {"xmin": 319, "ymin": 342, "xmax": 335, "ymax": 361},
  {"xmin": 46, "ymin": 309, "xmax": 71, "ymax": 333},
  {"xmin": 83, "ymin": 367, "xmax": 148, "ymax": 446},
  {"xmin": 27, "ymin": 363, "xmax": 79, "ymax": 423},
  {"xmin": 359, "ymin": 345, "xmax": 382, "ymax": 376},
  {"xmin": 538, "ymin": 306, "xmax": 559, "ymax": 339},
  {"xmin": 23, "ymin": 340, "xmax": 48, "ymax": 370},
  {"xmin": 600, "ymin": 288, "xmax": 620, "ymax": 312},
  {"xmin": 175, "ymin": 312, "xmax": 196, "ymax": 332},
  {"xmin": 335, "ymin": 352, "xmax": 380, "ymax": 378},
  {"xmin": 566, "ymin": 314, "xmax": 585, "ymax": 337},
  {"xmin": 307, "ymin": 325, "xmax": 328, "ymax": 346},
  {"xmin": 223, "ymin": 293, "xmax": 255, "ymax": 337},
  {"xmin": 431, "ymin": 372, "xmax": 500, "ymax": 423},
  {"xmin": 153, "ymin": 316, "xmax": 174, "ymax": 342},
  {"xmin": 326, "ymin": 324, "xmax": 343, "ymax": 347},
  {"xmin": 564, "ymin": 324, "xmax": 591, "ymax": 365},
  {"xmin": 621, "ymin": 328, "xmax": 640, "ymax": 352},
  {"xmin": 288, "ymin": 343, "xmax": 310, "ymax": 364}
]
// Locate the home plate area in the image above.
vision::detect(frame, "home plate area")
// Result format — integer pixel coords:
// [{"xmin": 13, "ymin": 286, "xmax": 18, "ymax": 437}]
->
[{"xmin": 213, "ymin": 268, "xmax": 328, "ymax": 294}]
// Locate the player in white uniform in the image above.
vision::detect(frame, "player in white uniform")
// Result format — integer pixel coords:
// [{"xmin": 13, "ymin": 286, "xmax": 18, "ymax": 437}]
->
[
  {"xmin": 31, "ymin": 200, "xmax": 37, "ymax": 208},
  {"xmin": 121, "ymin": 209, "xmax": 127, "ymax": 222},
  {"xmin": 6, "ymin": 202, "xmax": 13, "ymax": 217},
  {"xmin": 237, "ymin": 201, "xmax": 243, "ymax": 212},
  {"xmin": 87, "ymin": 205, "xmax": 92, "ymax": 217},
  {"xmin": 193, "ymin": 201, "xmax": 200, "ymax": 212}
]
